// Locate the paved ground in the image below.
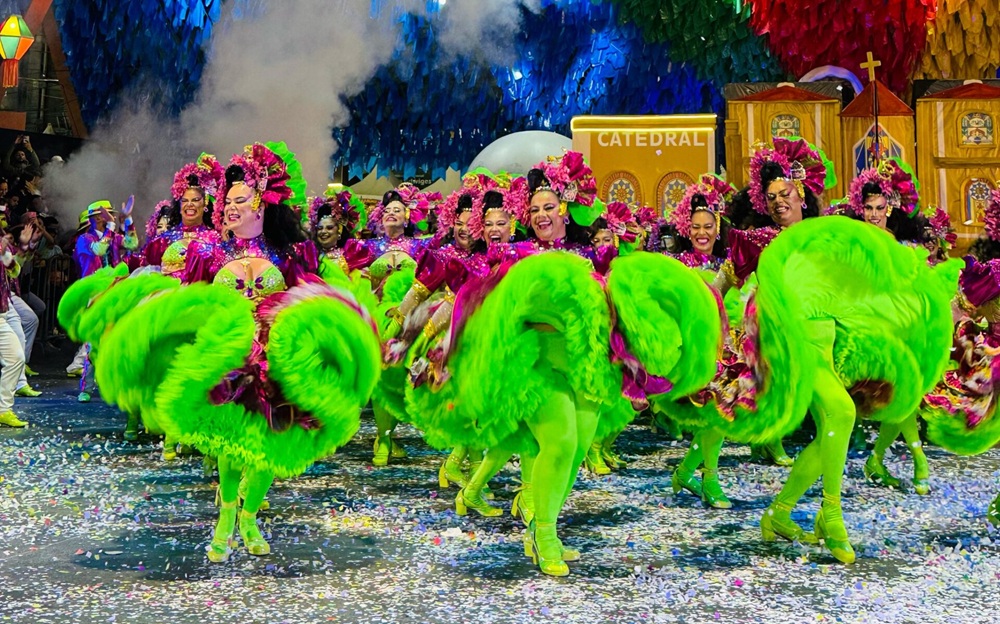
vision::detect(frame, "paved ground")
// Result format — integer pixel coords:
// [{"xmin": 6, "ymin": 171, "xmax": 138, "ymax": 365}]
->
[{"xmin": 2, "ymin": 348, "xmax": 1000, "ymax": 623}]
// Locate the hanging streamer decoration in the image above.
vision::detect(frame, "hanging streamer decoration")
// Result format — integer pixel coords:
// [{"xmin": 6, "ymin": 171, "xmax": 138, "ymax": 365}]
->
[
  {"xmin": 335, "ymin": 0, "xmax": 730, "ymax": 181},
  {"xmin": 914, "ymin": 0, "xmax": 1000, "ymax": 80},
  {"xmin": 53, "ymin": 0, "xmax": 221, "ymax": 125},
  {"xmin": 607, "ymin": 0, "xmax": 784, "ymax": 85},
  {"xmin": 747, "ymin": 0, "xmax": 936, "ymax": 94}
]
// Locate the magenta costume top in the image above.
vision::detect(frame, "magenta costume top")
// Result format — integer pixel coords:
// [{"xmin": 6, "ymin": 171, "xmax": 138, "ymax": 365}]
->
[
  {"xmin": 142, "ymin": 224, "xmax": 222, "ymax": 282},
  {"xmin": 959, "ymin": 257, "xmax": 1000, "ymax": 311},
  {"xmin": 674, "ymin": 250, "xmax": 724, "ymax": 272},
  {"xmin": 361, "ymin": 234, "xmax": 430, "ymax": 285},
  {"xmin": 723, "ymin": 226, "xmax": 780, "ymax": 287},
  {"xmin": 186, "ymin": 235, "xmax": 318, "ymax": 293}
]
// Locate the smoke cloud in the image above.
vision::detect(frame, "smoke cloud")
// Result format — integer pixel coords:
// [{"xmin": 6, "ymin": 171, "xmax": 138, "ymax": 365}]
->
[{"xmin": 43, "ymin": 0, "xmax": 536, "ymax": 233}]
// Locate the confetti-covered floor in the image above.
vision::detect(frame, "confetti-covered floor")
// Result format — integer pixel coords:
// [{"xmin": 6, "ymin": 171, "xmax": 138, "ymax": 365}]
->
[{"xmin": 3, "ymin": 356, "xmax": 1000, "ymax": 624}]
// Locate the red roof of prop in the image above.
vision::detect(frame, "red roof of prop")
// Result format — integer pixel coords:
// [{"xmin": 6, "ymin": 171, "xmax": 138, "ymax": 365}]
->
[
  {"xmin": 734, "ymin": 85, "xmax": 837, "ymax": 103},
  {"xmin": 841, "ymin": 79, "xmax": 913, "ymax": 117},
  {"xmin": 926, "ymin": 82, "xmax": 1000, "ymax": 100}
]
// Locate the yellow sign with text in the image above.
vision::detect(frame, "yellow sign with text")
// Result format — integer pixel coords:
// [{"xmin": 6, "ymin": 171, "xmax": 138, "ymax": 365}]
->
[{"xmin": 571, "ymin": 114, "xmax": 717, "ymax": 216}]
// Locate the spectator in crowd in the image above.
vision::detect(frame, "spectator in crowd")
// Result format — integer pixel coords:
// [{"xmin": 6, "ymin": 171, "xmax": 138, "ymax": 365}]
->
[{"xmin": 4, "ymin": 135, "xmax": 40, "ymax": 179}]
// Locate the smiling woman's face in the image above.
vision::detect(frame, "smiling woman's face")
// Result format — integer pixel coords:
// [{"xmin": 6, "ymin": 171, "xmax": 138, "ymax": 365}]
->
[
  {"xmin": 528, "ymin": 190, "xmax": 565, "ymax": 242},
  {"xmin": 483, "ymin": 209, "xmax": 511, "ymax": 244},
  {"xmin": 224, "ymin": 183, "xmax": 263, "ymax": 239},
  {"xmin": 689, "ymin": 210, "xmax": 717, "ymax": 254}
]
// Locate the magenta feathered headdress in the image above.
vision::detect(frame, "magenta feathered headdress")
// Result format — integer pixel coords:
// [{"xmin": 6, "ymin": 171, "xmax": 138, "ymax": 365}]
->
[
  {"xmin": 171, "ymin": 153, "xmax": 225, "ymax": 202},
  {"xmin": 213, "ymin": 143, "xmax": 293, "ymax": 231},
  {"xmin": 670, "ymin": 174, "xmax": 735, "ymax": 237},
  {"xmin": 366, "ymin": 182, "xmax": 439, "ymax": 234},
  {"xmin": 748, "ymin": 137, "xmax": 828, "ymax": 215},
  {"xmin": 308, "ymin": 191, "xmax": 363, "ymax": 236},
  {"xmin": 514, "ymin": 151, "xmax": 597, "ymax": 224},
  {"xmin": 144, "ymin": 199, "xmax": 174, "ymax": 240},
  {"xmin": 633, "ymin": 205, "xmax": 660, "ymax": 234},
  {"xmin": 466, "ymin": 176, "xmax": 518, "ymax": 240},
  {"xmin": 601, "ymin": 201, "xmax": 638, "ymax": 244},
  {"xmin": 436, "ymin": 187, "xmax": 483, "ymax": 236},
  {"xmin": 847, "ymin": 160, "xmax": 919, "ymax": 218},
  {"xmin": 926, "ymin": 205, "xmax": 957, "ymax": 251}
]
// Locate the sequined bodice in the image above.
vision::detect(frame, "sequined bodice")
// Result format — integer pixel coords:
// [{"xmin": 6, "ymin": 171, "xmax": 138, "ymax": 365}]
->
[
  {"xmin": 211, "ymin": 235, "xmax": 287, "ymax": 303},
  {"xmin": 214, "ymin": 259, "xmax": 286, "ymax": 303},
  {"xmin": 155, "ymin": 225, "xmax": 220, "ymax": 276},
  {"xmin": 676, "ymin": 250, "xmax": 722, "ymax": 272},
  {"xmin": 436, "ymin": 243, "xmax": 490, "ymax": 277},
  {"xmin": 162, "ymin": 234, "xmax": 197, "ymax": 275},
  {"xmin": 366, "ymin": 235, "xmax": 423, "ymax": 280}
]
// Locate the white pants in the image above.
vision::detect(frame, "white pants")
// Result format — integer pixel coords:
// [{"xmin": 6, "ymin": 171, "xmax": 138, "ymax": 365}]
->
[
  {"xmin": 11, "ymin": 295, "xmax": 37, "ymax": 363},
  {"xmin": 0, "ymin": 313, "xmax": 25, "ymax": 411},
  {"xmin": 5, "ymin": 307, "xmax": 27, "ymax": 390},
  {"xmin": 68, "ymin": 344, "xmax": 87, "ymax": 372}
]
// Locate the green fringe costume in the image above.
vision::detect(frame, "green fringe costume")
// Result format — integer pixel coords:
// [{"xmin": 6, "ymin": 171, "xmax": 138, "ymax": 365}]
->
[{"xmin": 754, "ymin": 217, "xmax": 958, "ymax": 562}]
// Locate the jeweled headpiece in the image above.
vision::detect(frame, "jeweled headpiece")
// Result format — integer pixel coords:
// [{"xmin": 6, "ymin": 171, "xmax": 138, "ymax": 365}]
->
[
  {"xmin": 669, "ymin": 174, "xmax": 735, "ymax": 237},
  {"xmin": 925, "ymin": 205, "xmax": 956, "ymax": 251},
  {"xmin": 462, "ymin": 172, "xmax": 518, "ymax": 239},
  {"xmin": 513, "ymin": 150, "xmax": 597, "ymax": 224},
  {"xmin": 171, "ymin": 153, "xmax": 225, "ymax": 202},
  {"xmin": 748, "ymin": 137, "xmax": 831, "ymax": 215},
  {"xmin": 436, "ymin": 187, "xmax": 482, "ymax": 236},
  {"xmin": 366, "ymin": 182, "xmax": 439, "ymax": 234},
  {"xmin": 846, "ymin": 159, "xmax": 919, "ymax": 218},
  {"xmin": 308, "ymin": 187, "xmax": 366, "ymax": 237},
  {"xmin": 214, "ymin": 143, "xmax": 293, "ymax": 231}
]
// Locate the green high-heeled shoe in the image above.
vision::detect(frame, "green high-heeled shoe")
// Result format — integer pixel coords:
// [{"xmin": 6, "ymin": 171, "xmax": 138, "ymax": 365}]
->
[
  {"xmin": 207, "ymin": 502, "xmax": 238, "ymax": 563},
  {"xmin": 518, "ymin": 530, "xmax": 580, "ymax": 561},
  {"xmin": 814, "ymin": 497, "xmax": 855, "ymax": 564},
  {"xmin": 372, "ymin": 435, "xmax": 391, "ymax": 467},
  {"xmin": 390, "ymin": 439, "xmax": 407, "ymax": 459},
  {"xmin": 750, "ymin": 441, "xmax": 793, "ymax": 467},
  {"xmin": 671, "ymin": 468, "xmax": 703, "ymax": 498},
  {"xmin": 438, "ymin": 456, "xmax": 468, "ymax": 489},
  {"xmin": 124, "ymin": 412, "xmax": 140, "ymax": 442},
  {"xmin": 560, "ymin": 541, "xmax": 581, "ymax": 562},
  {"xmin": 863, "ymin": 453, "xmax": 901, "ymax": 489},
  {"xmin": 601, "ymin": 444, "xmax": 627, "ymax": 470},
  {"xmin": 700, "ymin": 468, "xmax": 732, "ymax": 509},
  {"xmin": 529, "ymin": 521, "xmax": 569, "ymax": 577},
  {"xmin": 239, "ymin": 510, "xmax": 271, "ymax": 556},
  {"xmin": 760, "ymin": 501, "xmax": 818, "ymax": 545},
  {"xmin": 455, "ymin": 488, "xmax": 502, "ymax": 518},
  {"xmin": 911, "ymin": 445, "xmax": 931, "ymax": 495},
  {"xmin": 162, "ymin": 445, "xmax": 178, "ymax": 462},
  {"xmin": 511, "ymin": 485, "xmax": 534, "ymax": 526},
  {"xmin": 584, "ymin": 442, "xmax": 611, "ymax": 476}
]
